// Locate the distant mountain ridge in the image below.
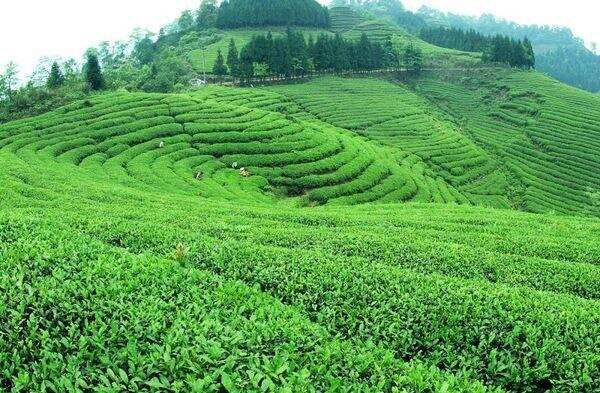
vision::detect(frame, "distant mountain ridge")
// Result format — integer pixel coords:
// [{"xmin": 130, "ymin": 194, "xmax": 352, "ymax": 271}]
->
[{"xmin": 330, "ymin": 0, "xmax": 600, "ymax": 92}]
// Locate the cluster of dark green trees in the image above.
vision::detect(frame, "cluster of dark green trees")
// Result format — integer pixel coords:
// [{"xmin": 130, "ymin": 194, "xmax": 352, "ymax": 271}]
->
[
  {"xmin": 0, "ymin": 54, "xmax": 107, "ymax": 123},
  {"xmin": 420, "ymin": 27, "xmax": 535, "ymax": 68},
  {"xmin": 216, "ymin": 0, "xmax": 330, "ymax": 29},
  {"xmin": 44, "ymin": 54, "xmax": 106, "ymax": 92},
  {"xmin": 537, "ymin": 47, "xmax": 600, "ymax": 92},
  {"xmin": 390, "ymin": 3, "xmax": 598, "ymax": 92},
  {"xmin": 483, "ymin": 35, "xmax": 535, "ymax": 69},
  {"xmin": 420, "ymin": 27, "xmax": 490, "ymax": 53},
  {"xmin": 215, "ymin": 30, "xmax": 422, "ymax": 82}
]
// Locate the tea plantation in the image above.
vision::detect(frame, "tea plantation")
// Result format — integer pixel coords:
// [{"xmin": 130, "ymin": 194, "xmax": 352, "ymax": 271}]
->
[{"xmin": 2, "ymin": 70, "xmax": 600, "ymax": 392}]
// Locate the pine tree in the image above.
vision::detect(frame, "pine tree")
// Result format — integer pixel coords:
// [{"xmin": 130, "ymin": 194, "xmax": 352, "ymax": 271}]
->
[
  {"xmin": 403, "ymin": 43, "xmax": 423, "ymax": 75},
  {"xmin": 196, "ymin": 0, "xmax": 218, "ymax": 29},
  {"xmin": 332, "ymin": 34, "xmax": 349, "ymax": 74},
  {"xmin": 357, "ymin": 33, "xmax": 372, "ymax": 70},
  {"xmin": 46, "ymin": 62, "xmax": 65, "ymax": 89},
  {"xmin": 213, "ymin": 50, "xmax": 228, "ymax": 80},
  {"xmin": 178, "ymin": 10, "xmax": 194, "ymax": 32},
  {"xmin": 226, "ymin": 39, "xmax": 239, "ymax": 78},
  {"xmin": 523, "ymin": 38, "xmax": 535, "ymax": 69},
  {"xmin": 238, "ymin": 47, "xmax": 255, "ymax": 83},
  {"xmin": 382, "ymin": 38, "xmax": 399, "ymax": 68},
  {"xmin": 85, "ymin": 54, "xmax": 105, "ymax": 91}
]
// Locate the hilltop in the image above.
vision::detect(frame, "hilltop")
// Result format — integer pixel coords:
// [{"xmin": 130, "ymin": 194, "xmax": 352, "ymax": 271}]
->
[
  {"xmin": 331, "ymin": 0, "xmax": 600, "ymax": 92},
  {"xmin": 2, "ymin": 1, "xmax": 600, "ymax": 391}
]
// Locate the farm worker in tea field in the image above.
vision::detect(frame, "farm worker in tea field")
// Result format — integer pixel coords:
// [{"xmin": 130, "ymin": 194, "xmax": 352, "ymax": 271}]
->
[{"xmin": 159, "ymin": 141, "xmax": 165, "ymax": 148}]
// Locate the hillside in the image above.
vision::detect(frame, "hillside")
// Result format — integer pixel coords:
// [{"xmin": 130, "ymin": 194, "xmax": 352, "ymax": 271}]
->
[
  {"xmin": 2, "ymin": 84, "xmax": 600, "ymax": 390},
  {"xmin": 331, "ymin": 1, "xmax": 600, "ymax": 93},
  {"xmin": 7, "ymin": 71, "xmax": 598, "ymax": 214},
  {"xmin": 3, "ymin": 2, "xmax": 600, "ymax": 391},
  {"xmin": 417, "ymin": 8, "xmax": 600, "ymax": 93}
]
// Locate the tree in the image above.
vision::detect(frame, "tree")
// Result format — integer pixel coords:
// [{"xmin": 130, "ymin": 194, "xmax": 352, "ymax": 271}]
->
[
  {"xmin": 178, "ymin": 10, "xmax": 194, "ymax": 32},
  {"xmin": 332, "ymin": 34, "xmax": 349, "ymax": 74},
  {"xmin": 0, "ymin": 62, "xmax": 19, "ymax": 98},
  {"xmin": 523, "ymin": 37, "xmax": 535, "ymax": 69},
  {"xmin": 133, "ymin": 35, "xmax": 155, "ymax": 66},
  {"xmin": 196, "ymin": 0, "xmax": 218, "ymax": 29},
  {"xmin": 216, "ymin": 0, "xmax": 330, "ymax": 29},
  {"xmin": 142, "ymin": 48, "xmax": 193, "ymax": 93},
  {"xmin": 226, "ymin": 39, "xmax": 239, "ymax": 78},
  {"xmin": 29, "ymin": 57, "xmax": 55, "ymax": 86},
  {"xmin": 357, "ymin": 33, "xmax": 372, "ymax": 70},
  {"xmin": 213, "ymin": 49, "xmax": 228, "ymax": 80},
  {"xmin": 403, "ymin": 43, "xmax": 423, "ymax": 75},
  {"xmin": 47, "ymin": 62, "xmax": 65, "ymax": 89},
  {"xmin": 85, "ymin": 53, "xmax": 105, "ymax": 91},
  {"xmin": 382, "ymin": 38, "xmax": 399, "ymax": 68},
  {"xmin": 238, "ymin": 47, "xmax": 254, "ymax": 83},
  {"xmin": 253, "ymin": 62, "xmax": 269, "ymax": 80}
]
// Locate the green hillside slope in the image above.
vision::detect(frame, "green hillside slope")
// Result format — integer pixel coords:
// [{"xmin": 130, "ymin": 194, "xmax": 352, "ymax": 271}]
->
[
  {"xmin": 3, "ymin": 15, "xmax": 600, "ymax": 389},
  {"xmin": 329, "ymin": 5, "xmax": 366, "ymax": 32},
  {"xmin": 2, "ymin": 70, "xmax": 599, "ymax": 215},
  {"xmin": 2, "ymin": 123, "xmax": 600, "ymax": 390},
  {"xmin": 413, "ymin": 69, "xmax": 600, "ymax": 216}
]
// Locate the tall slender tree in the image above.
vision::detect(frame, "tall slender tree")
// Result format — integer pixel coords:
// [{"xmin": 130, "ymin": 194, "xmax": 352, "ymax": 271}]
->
[
  {"xmin": 0, "ymin": 62, "xmax": 19, "ymax": 99},
  {"xmin": 523, "ymin": 37, "xmax": 535, "ymax": 69},
  {"xmin": 213, "ymin": 49, "xmax": 228, "ymax": 80},
  {"xmin": 238, "ymin": 47, "xmax": 254, "ymax": 83},
  {"xmin": 178, "ymin": 10, "xmax": 194, "ymax": 32},
  {"xmin": 357, "ymin": 33, "xmax": 372, "ymax": 70},
  {"xmin": 226, "ymin": 39, "xmax": 239, "ymax": 78},
  {"xmin": 47, "ymin": 62, "xmax": 65, "ymax": 89},
  {"xmin": 195, "ymin": 0, "xmax": 218, "ymax": 29},
  {"xmin": 85, "ymin": 54, "xmax": 105, "ymax": 91}
]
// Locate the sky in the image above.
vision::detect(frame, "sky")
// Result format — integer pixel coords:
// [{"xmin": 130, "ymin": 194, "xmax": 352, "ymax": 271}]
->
[{"xmin": 1, "ymin": 0, "xmax": 599, "ymax": 79}]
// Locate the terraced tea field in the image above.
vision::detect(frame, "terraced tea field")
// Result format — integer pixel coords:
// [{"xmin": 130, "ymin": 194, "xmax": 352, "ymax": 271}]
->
[
  {"xmin": 329, "ymin": 6, "xmax": 366, "ymax": 32},
  {"xmin": 414, "ymin": 69, "xmax": 600, "ymax": 216},
  {"xmin": 267, "ymin": 77, "xmax": 510, "ymax": 208},
  {"xmin": 2, "ymin": 72, "xmax": 600, "ymax": 391},
  {"xmin": 0, "ymin": 90, "xmax": 434, "ymax": 206}
]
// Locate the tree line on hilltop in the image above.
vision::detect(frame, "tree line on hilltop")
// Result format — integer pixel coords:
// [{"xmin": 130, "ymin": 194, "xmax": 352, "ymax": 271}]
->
[
  {"xmin": 217, "ymin": 0, "xmax": 330, "ymax": 29},
  {"xmin": 213, "ymin": 29, "xmax": 423, "ymax": 82},
  {"xmin": 420, "ymin": 27, "xmax": 535, "ymax": 69}
]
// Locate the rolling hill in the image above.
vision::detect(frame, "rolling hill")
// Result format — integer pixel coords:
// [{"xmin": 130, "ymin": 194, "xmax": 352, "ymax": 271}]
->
[
  {"xmin": 335, "ymin": 0, "xmax": 600, "ymax": 92},
  {"xmin": 2, "ymin": 3, "xmax": 600, "ymax": 392}
]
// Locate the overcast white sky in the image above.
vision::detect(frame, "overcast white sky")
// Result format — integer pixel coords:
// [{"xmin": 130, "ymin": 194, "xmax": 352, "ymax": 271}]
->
[{"xmin": 1, "ymin": 0, "xmax": 599, "ymax": 79}]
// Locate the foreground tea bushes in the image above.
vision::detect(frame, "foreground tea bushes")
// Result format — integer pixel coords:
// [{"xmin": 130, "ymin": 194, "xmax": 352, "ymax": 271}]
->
[
  {"xmin": 2, "ymin": 71, "xmax": 600, "ymax": 391},
  {"xmin": 0, "ymin": 215, "xmax": 494, "ymax": 392},
  {"xmin": 3, "ymin": 151, "xmax": 600, "ymax": 391},
  {"xmin": 58, "ymin": 204, "xmax": 600, "ymax": 392}
]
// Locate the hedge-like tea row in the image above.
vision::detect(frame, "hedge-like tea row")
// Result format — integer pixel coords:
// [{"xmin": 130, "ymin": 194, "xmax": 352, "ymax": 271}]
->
[
  {"xmin": 0, "ymin": 88, "xmax": 432, "ymax": 205},
  {"xmin": 3, "ymin": 121, "xmax": 600, "ymax": 392},
  {"xmin": 269, "ymin": 77, "xmax": 508, "ymax": 208},
  {"xmin": 1, "ymin": 216, "xmax": 495, "ymax": 392},
  {"xmin": 414, "ymin": 70, "xmax": 600, "ymax": 216}
]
